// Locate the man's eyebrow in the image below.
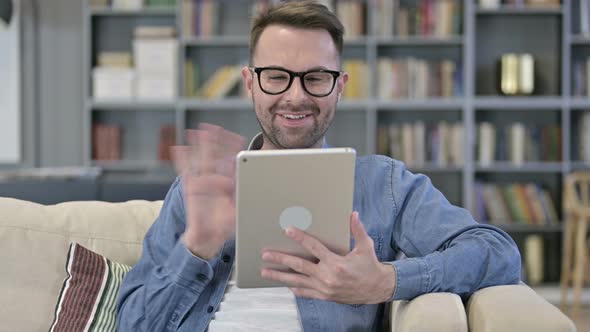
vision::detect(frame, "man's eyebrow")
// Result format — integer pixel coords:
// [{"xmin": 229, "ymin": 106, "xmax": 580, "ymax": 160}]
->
[
  {"xmin": 261, "ymin": 65, "xmax": 334, "ymax": 71},
  {"xmin": 307, "ymin": 66, "xmax": 331, "ymax": 71}
]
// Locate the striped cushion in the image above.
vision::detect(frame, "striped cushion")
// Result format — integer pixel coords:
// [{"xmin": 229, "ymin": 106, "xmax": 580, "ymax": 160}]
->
[{"xmin": 49, "ymin": 243, "xmax": 131, "ymax": 332}]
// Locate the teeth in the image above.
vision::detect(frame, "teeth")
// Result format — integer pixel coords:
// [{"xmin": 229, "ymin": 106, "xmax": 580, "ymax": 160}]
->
[{"xmin": 282, "ymin": 114, "xmax": 307, "ymax": 119}]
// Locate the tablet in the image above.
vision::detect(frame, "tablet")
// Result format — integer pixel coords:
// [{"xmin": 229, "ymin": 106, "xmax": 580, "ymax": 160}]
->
[{"xmin": 235, "ymin": 147, "xmax": 356, "ymax": 288}]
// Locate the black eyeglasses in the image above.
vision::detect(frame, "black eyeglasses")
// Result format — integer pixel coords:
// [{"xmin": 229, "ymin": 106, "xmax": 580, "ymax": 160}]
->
[{"xmin": 249, "ymin": 66, "xmax": 341, "ymax": 97}]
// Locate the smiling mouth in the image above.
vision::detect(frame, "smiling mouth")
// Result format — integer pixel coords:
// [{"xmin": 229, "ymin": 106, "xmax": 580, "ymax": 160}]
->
[{"xmin": 279, "ymin": 114, "xmax": 311, "ymax": 120}]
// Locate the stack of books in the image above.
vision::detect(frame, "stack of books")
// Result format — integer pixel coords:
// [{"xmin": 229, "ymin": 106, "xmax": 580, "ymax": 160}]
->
[
  {"xmin": 335, "ymin": 0, "xmax": 366, "ymax": 39},
  {"xmin": 182, "ymin": 0, "xmax": 219, "ymax": 38},
  {"xmin": 476, "ymin": 122, "xmax": 562, "ymax": 166},
  {"xmin": 378, "ymin": 0, "xmax": 462, "ymax": 38},
  {"xmin": 90, "ymin": 0, "xmax": 176, "ymax": 9},
  {"xmin": 377, "ymin": 121, "xmax": 464, "ymax": 167},
  {"xmin": 133, "ymin": 26, "xmax": 178, "ymax": 100},
  {"xmin": 343, "ymin": 60, "xmax": 368, "ymax": 100},
  {"xmin": 157, "ymin": 124, "xmax": 176, "ymax": 161},
  {"xmin": 472, "ymin": 181, "xmax": 559, "ymax": 226},
  {"xmin": 378, "ymin": 57, "xmax": 461, "ymax": 99},
  {"xmin": 92, "ymin": 123, "xmax": 122, "ymax": 161},
  {"xmin": 197, "ymin": 65, "xmax": 243, "ymax": 99}
]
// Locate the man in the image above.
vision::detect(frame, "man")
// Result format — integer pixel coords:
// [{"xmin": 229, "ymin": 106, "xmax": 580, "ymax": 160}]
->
[{"xmin": 117, "ymin": 1, "xmax": 521, "ymax": 331}]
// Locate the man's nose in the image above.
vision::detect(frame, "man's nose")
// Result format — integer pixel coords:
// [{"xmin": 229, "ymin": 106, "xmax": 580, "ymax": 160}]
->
[{"xmin": 283, "ymin": 76, "xmax": 308, "ymax": 102}]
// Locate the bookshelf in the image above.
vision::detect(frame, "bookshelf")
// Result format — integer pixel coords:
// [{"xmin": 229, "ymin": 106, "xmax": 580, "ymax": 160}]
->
[{"xmin": 83, "ymin": 0, "xmax": 590, "ymax": 283}]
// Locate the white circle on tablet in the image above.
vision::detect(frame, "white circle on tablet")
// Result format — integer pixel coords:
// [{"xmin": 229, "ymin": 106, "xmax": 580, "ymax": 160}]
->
[{"xmin": 279, "ymin": 206, "xmax": 312, "ymax": 231}]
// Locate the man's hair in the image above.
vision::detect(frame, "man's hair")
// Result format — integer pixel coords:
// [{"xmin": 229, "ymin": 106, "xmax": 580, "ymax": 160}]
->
[{"xmin": 249, "ymin": 0, "xmax": 344, "ymax": 63}]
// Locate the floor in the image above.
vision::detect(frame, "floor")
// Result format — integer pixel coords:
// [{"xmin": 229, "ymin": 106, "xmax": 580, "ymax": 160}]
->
[{"xmin": 534, "ymin": 285, "xmax": 590, "ymax": 331}]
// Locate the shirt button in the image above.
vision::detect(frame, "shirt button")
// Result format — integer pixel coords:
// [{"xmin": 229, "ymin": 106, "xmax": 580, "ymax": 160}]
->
[
  {"xmin": 222, "ymin": 254, "xmax": 231, "ymax": 263},
  {"xmin": 207, "ymin": 306, "xmax": 214, "ymax": 313},
  {"xmin": 196, "ymin": 273, "xmax": 207, "ymax": 281}
]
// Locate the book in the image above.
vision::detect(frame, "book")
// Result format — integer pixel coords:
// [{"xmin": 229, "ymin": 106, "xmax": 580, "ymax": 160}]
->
[
  {"xmin": 112, "ymin": 0, "xmax": 143, "ymax": 10},
  {"xmin": 134, "ymin": 26, "xmax": 176, "ymax": 39},
  {"xmin": 97, "ymin": 52, "xmax": 133, "ymax": 68},
  {"xmin": 92, "ymin": 123, "xmax": 122, "ymax": 161},
  {"xmin": 500, "ymin": 53, "xmax": 519, "ymax": 95},
  {"xmin": 478, "ymin": 122, "xmax": 496, "ymax": 166},
  {"xmin": 198, "ymin": 65, "xmax": 242, "ymax": 99},
  {"xmin": 524, "ymin": 235, "xmax": 544, "ymax": 285},
  {"xmin": 509, "ymin": 122, "xmax": 525, "ymax": 165},
  {"xmin": 157, "ymin": 125, "xmax": 176, "ymax": 161},
  {"xmin": 518, "ymin": 54, "xmax": 534, "ymax": 95}
]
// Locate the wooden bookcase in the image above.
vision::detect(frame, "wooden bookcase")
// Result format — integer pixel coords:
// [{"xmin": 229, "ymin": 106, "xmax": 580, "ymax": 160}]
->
[{"xmin": 82, "ymin": 0, "xmax": 590, "ymax": 284}]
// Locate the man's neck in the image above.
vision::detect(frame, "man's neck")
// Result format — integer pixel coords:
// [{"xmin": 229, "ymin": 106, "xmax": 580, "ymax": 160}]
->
[{"xmin": 247, "ymin": 132, "xmax": 329, "ymax": 150}]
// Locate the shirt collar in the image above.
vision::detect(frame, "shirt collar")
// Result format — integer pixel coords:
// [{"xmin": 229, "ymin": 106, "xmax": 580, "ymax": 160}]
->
[{"xmin": 247, "ymin": 133, "xmax": 330, "ymax": 150}]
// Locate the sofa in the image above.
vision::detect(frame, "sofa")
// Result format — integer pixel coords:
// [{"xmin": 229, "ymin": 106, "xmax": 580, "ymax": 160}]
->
[{"xmin": 0, "ymin": 197, "xmax": 576, "ymax": 332}]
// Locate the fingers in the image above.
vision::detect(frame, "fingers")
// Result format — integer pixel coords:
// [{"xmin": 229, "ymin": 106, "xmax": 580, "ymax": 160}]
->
[
  {"xmin": 350, "ymin": 211, "xmax": 373, "ymax": 251},
  {"xmin": 260, "ymin": 268, "xmax": 314, "ymax": 289},
  {"xmin": 196, "ymin": 128, "xmax": 218, "ymax": 175},
  {"xmin": 183, "ymin": 175, "xmax": 236, "ymax": 196},
  {"xmin": 177, "ymin": 123, "xmax": 245, "ymax": 177},
  {"xmin": 171, "ymin": 145, "xmax": 190, "ymax": 176},
  {"xmin": 285, "ymin": 227, "xmax": 336, "ymax": 262},
  {"xmin": 262, "ymin": 251, "xmax": 318, "ymax": 277}
]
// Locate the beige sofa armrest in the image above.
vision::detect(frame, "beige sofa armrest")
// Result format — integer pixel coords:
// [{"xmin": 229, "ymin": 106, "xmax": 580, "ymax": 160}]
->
[
  {"xmin": 389, "ymin": 293, "xmax": 467, "ymax": 332},
  {"xmin": 467, "ymin": 284, "xmax": 576, "ymax": 332}
]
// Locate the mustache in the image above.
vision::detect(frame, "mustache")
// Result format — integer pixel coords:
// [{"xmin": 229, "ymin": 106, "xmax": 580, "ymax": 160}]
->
[{"xmin": 270, "ymin": 103, "xmax": 320, "ymax": 114}]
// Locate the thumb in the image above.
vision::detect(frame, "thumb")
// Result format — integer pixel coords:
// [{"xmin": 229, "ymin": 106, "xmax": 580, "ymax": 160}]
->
[{"xmin": 350, "ymin": 212, "xmax": 372, "ymax": 250}]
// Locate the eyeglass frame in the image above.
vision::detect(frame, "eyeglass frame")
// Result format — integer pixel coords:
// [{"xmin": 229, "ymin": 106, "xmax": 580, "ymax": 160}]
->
[{"xmin": 248, "ymin": 66, "xmax": 342, "ymax": 97}]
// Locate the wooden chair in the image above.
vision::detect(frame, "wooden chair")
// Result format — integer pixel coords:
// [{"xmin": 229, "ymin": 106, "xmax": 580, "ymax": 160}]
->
[{"xmin": 560, "ymin": 171, "xmax": 590, "ymax": 319}]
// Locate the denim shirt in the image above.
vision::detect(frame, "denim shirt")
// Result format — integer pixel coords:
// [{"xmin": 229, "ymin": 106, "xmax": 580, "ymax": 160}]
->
[{"xmin": 117, "ymin": 136, "xmax": 521, "ymax": 332}]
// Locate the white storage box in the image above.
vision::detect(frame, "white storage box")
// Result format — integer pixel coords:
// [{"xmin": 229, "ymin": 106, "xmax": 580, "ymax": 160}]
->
[
  {"xmin": 112, "ymin": 0, "xmax": 143, "ymax": 10},
  {"xmin": 136, "ymin": 75, "xmax": 177, "ymax": 100},
  {"xmin": 133, "ymin": 39, "xmax": 178, "ymax": 76},
  {"xmin": 93, "ymin": 67, "xmax": 136, "ymax": 100}
]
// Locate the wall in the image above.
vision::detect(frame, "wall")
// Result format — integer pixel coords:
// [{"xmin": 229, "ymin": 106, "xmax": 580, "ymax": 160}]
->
[
  {"xmin": 0, "ymin": 0, "xmax": 21, "ymax": 163},
  {"xmin": 6, "ymin": 0, "xmax": 83, "ymax": 169}
]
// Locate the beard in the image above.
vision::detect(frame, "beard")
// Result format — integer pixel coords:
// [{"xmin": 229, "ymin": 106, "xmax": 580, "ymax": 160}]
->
[{"xmin": 253, "ymin": 97, "xmax": 334, "ymax": 149}]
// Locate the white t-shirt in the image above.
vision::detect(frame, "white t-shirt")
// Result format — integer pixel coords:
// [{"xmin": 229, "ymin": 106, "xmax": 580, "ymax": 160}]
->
[{"xmin": 207, "ymin": 269, "xmax": 303, "ymax": 332}]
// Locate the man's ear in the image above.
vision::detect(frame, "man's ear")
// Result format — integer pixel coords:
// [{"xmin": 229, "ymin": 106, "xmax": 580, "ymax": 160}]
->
[
  {"xmin": 241, "ymin": 66, "xmax": 253, "ymax": 99},
  {"xmin": 337, "ymin": 71, "xmax": 349, "ymax": 99}
]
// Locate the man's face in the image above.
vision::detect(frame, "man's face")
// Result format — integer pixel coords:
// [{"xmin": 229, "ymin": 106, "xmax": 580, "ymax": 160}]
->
[{"xmin": 242, "ymin": 25, "xmax": 348, "ymax": 149}]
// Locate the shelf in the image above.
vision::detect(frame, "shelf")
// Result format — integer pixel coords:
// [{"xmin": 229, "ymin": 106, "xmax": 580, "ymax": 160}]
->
[
  {"xmin": 181, "ymin": 98, "xmax": 369, "ymax": 112},
  {"xmin": 376, "ymin": 36, "xmax": 464, "ymax": 46},
  {"xmin": 92, "ymin": 160, "xmax": 173, "ymax": 171},
  {"xmin": 570, "ymin": 162, "xmax": 590, "ymax": 171},
  {"xmin": 89, "ymin": 7, "xmax": 177, "ymax": 16},
  {"xmin": 496, "ymin": 223, "xmax": 563, "ymax": 233},
  {"xmin": 343, "ymin": 37, "xmax": 370, "ymax": 46},
  {"xmin": 376, "ymin": 98, "xmax": 464, "ymax": 110},
  {"xmin": 183, "ymin": 36, "xmax": 249, "ymax": 46},
  {"xmin": 474, "ymin": 97, "xmax": 562, "ymax": 110},
  {"xmin": 475, "ymin": 162, "xmax": 563, "ymax": 173},
  {"xmin": 89, "ymin": 100, "xmax": 177, "ymax": 111},
  {"xmin": 476, "ymin": 6, "xmax": 562, "ymax": 15},
  {"xmin": 339, "ymin": 100, "xmax": 370, "ymax": 111},
  {"xmin": 569, "ymin": 98, "xmax": 590, "ymax": 109},
  {"xmin": 570, "ymin": 35, "xmax": 590, "ymax": 45},
  {"xmin": 183, "ymin": 98, "xmax": 251, "ymax": 110},
  {"xmin": 407, "ymin": 164, "xmax": 463, "ymax": 173}
]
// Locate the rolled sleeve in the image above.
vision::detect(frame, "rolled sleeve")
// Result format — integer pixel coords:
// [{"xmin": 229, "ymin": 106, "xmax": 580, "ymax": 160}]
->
[{"xmin": 387, "ymin": 258, "xmax": 430, "ymax": 301}]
